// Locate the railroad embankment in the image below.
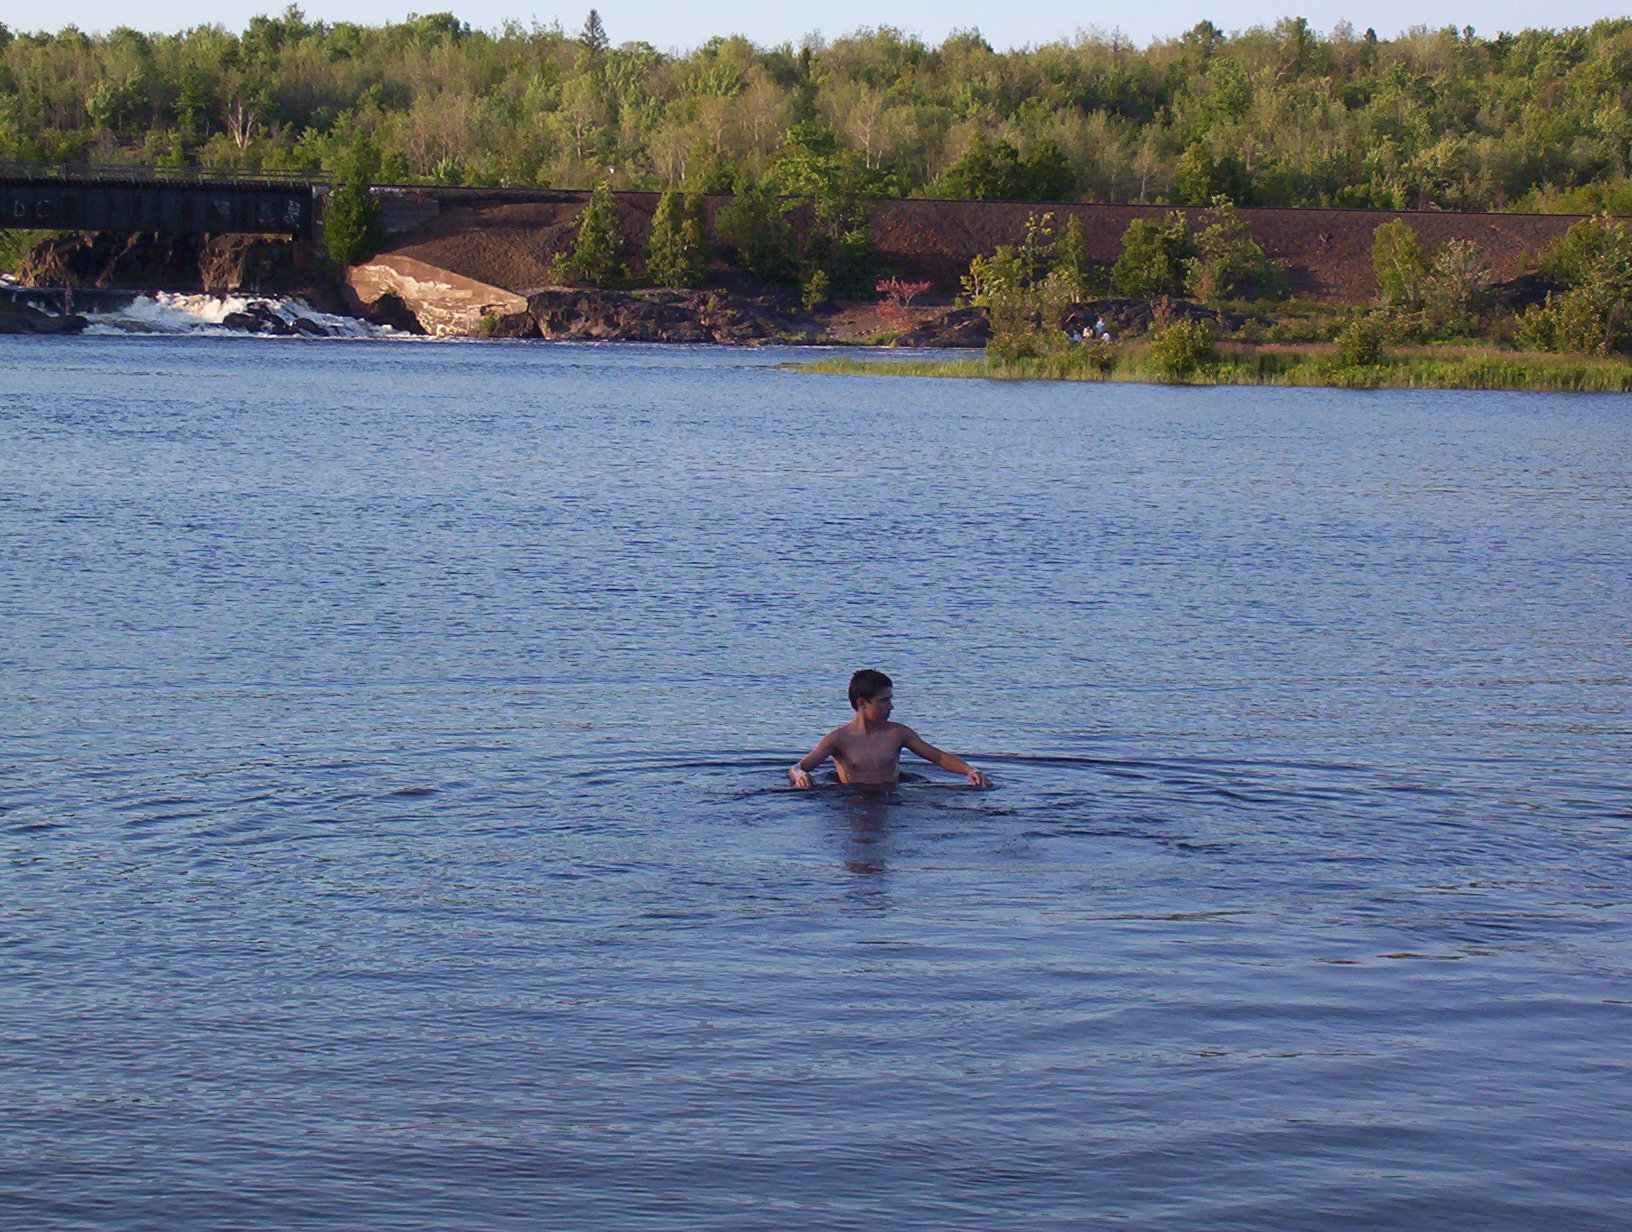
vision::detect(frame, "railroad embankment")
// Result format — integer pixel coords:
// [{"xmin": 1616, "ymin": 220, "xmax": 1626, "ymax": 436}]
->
[{"xmin": 9, "ymin": 188, "xmax": 1598, "ymax": 342}]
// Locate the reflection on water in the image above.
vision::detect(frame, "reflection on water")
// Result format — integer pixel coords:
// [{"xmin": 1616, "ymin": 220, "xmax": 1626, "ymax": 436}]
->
[
  {"xmin": 2, "ymin": 337, "xmax": 1631, "ymax": 1231},
  {"xmin": 829, "ymin": 781, "xmax": 901, "ymax": 875}
]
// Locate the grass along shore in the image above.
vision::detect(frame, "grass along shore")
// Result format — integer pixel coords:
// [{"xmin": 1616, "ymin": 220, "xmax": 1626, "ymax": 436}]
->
[{"xmin": 797, "ymin": 341, "xmax": 1632, "ymax": 393}]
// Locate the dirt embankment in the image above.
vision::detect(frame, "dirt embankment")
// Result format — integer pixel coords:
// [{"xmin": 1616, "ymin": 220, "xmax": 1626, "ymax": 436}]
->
[
  {"xmin": 381, "ymin": 188, "xmax": 1589, "ymax": 305},
  {"xmin": 10, "ymin": 189, "xmax": 1596, "ymax": 342},
  {"xmin": 869, "ymin": 200, "xmax": 1584, "ymax": 301}
]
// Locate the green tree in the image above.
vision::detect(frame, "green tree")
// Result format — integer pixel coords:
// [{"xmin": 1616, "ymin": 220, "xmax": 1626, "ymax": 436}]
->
[
  {"xmin": 1111, "ymin": 212, "xmax": 1193, "ymax": 297},
  {"xmin": 1052, "ymin": 214, "xmax": 1093, "ymax": 301},
  {"xmin": 934, "ymin": 134, "xmax": 1076, "ymax": 200},
  {"xmin": 553, "ymin": 180, "xmax": 625, "ymax": 284},
  {"xmin": 644, "ymin": 187, "xmax": 708, "ymax": 287},
  {"xmin": 717, "ymin": 176, "xmax": 797, "ymax": 283},
  {"xmin": 1174, "ymin": 141, "xmax": 1249, "ymax": 205},
  {"xmin": 322, "ymin": 139, "xmax": 384, "ymax": 266},
  {"xmin": 323, "ymin": 185, "xmax": 383, "ymax": 265},
  {"xmin": 1521, "ymin": 216, "xmax": 1632, "ymax": 354},
  {"xmin": 1184, "ymin": 197, "xmax": 1279, "ymax": 304},
  {"xmin": 962, "ymin": 211, "xmax": 1074, "ymax": 360},
  {"xmin": 766, "ymin": 121, "xmax": 887, "ymax": 293},
  {"xmin": 1419, "ymin": 238, "xmax": 1492, "ymax": 336},
  {"xmin": 1019, "ymin": 139, "xmax": 1076, "ymax": 201},
  {"xmin": 1372, "ymin": 219, "xmax": 1429, "ymax": 309}
]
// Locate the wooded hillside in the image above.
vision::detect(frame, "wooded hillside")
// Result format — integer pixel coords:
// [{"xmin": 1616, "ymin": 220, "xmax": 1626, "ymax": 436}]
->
[{"xmin": 3, "ymin": 9, "xmax": 1631, "ymax": 214}]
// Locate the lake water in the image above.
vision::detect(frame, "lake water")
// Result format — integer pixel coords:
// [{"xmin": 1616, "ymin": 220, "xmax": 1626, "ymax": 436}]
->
[{"xmin": 3, "ymin": 336, "xmax": 1630, "ymax": 1231}]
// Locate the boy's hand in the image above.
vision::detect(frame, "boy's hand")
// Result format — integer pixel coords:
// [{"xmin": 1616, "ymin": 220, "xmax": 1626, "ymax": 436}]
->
[
  {"xmin": 789, "ymin": 765, "xmax": 813, "ymax": 789},
  {"xmin": 966, "ymin": 768, "xmax": 990, "ymax": 788}
]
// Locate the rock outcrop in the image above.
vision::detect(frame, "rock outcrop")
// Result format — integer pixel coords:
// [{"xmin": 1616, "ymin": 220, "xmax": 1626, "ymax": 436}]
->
[
  {"xmin": 0, "ymin": 295, "xmax": 87, "ymax": 334},
  {"xmin": 896, "ymin": 307, "xmax": 990, "ymax": 347},
  {"xmin": 219, "ymin": 300, "xmax": 337, "ymax": 336},
  {"xmin": 525, "ymin": 287, "xmax": 815, "ymax": 344},
  {"xmin": 345, "ymin": 253, "xmax": 527, "ymax": 336}
]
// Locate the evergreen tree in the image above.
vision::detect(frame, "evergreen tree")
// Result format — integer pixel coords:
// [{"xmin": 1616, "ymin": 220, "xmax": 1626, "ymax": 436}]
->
[
  {"xmin": 554, "ymin": 180, "xmax": 625, "ymax": 285},
  {"xmin": 717, "ymin": 176, "xmax": 797, "ymax": 284},
  {"xmin": 322, "ymin": 184, "xmax": 382, "ymax": 265},
  {"xmin": 645, "ymin": 188, "xmax": 708, "ymax": 287},
  {"xmin": 935, "ymin": 135, "xmax": 1075, "ymax": 201},
  {"xmin": 579, "ymin": 9, "xmax": 608, "ymax": 55},
  {"xmin": 1019, "ymin": 139, "xmax": 1076, "ymax": 201},
  {"xmin": 322, "ymin": 138, "xmax": 384, "ymax": 266},
  {"xmin": 679, "ymin": 194, "xmax": 710, "ymax": 285}
]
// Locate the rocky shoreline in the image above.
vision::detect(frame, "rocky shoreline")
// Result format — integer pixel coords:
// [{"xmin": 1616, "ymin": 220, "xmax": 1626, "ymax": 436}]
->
[{"xmin": 5, "ymin": 229, "xmax": 1289, "ymax": 347}]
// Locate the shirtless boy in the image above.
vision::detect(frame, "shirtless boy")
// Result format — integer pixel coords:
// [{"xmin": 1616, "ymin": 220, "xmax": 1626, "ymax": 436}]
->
[{"xmin": 788, "ymin": 669, "xmax": 991, "ymax": 789}]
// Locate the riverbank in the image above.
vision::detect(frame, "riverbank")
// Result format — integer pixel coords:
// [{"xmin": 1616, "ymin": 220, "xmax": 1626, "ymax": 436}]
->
[{"xmin": 797, "ymin": 341, "xmax": 1632, "ymax": 393}]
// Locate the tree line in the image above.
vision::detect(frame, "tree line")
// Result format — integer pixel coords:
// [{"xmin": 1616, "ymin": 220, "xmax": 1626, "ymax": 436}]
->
[{"xmin": 3, "ymin": 8, "xmax": 1632, "ymax": 214}]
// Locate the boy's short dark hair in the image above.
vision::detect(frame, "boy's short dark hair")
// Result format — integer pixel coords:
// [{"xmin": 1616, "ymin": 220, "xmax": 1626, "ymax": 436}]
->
[{"xmin": 849, "ymin": 669, "xmax": 893, "ymax": 708}]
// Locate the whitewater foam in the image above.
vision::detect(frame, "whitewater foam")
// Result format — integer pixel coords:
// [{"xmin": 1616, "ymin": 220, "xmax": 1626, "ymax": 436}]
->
[{"xmin": 81, "ymin": 292, "xmax": 393, "ymax": 339}]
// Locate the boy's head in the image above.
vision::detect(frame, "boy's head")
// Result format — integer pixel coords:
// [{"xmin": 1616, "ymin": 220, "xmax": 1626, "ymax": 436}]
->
[{"xmin": 848, "ymin": 669, "xmax": 893, "ymax": 710}]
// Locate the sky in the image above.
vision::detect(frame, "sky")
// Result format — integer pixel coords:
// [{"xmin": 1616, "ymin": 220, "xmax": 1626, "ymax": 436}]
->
[{"xmin": 2, "ymin": 0, "xmax": 1628, "ymax": 51}]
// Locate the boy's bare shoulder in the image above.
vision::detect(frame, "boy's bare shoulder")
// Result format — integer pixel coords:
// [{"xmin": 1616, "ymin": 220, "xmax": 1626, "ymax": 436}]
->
[
  {"xmin": 880, "ymin": 721, "xmax": 916, "ymax": 745},
  {"xmin": 826, "ymin": 721, "xmax": 912, "ymax": 747}
]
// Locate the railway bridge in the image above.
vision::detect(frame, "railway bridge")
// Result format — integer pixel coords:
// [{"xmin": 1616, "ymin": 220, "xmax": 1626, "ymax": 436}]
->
[{"xmin": 0, "ymin": 165, "xmax": 325, "ymax": 238}]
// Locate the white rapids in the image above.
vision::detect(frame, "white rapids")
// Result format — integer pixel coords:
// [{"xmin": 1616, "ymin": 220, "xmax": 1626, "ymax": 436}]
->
[{"xmin": 80, "ymin": 292, "xmax": 393, "ymax": 338}]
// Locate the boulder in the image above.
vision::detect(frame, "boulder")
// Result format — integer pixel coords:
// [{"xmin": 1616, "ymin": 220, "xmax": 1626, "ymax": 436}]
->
[
  {"xmin": 897, "ymin": 307, "xmax": 990, "ymax": 348},
  {"xmin": 222, "ymin": 301, "xmax": 298, "ymax": 335},
  {"xmin": 1488, "ymin": 273, "xmax": 1563, "ymax": 313},
  {"xmin": 358, "ymin": 292, "xmax": 426, "ymax": 334},
  {"xmin": 0, "ymin": 297, "xmax": 88, "ymax": 334}
]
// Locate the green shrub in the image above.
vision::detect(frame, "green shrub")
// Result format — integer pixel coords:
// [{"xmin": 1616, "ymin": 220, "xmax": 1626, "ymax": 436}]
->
[
  {"xmin": 1145, "ymin": 316, "xmax": 1217, "ymax": 378},
  {"xmin": 1539, "ymin": 214, "xmax": 1632, "ymax": 284},
  {"xmin": 1076, "ymin": 339, "xmax": 1120, "ymax": 374},
  {"xmin": 1419, "ymin": 239, "xmax": 1492, "ymax": 337},
  {"xmin": 800, "ymin": 267, "xmax": 831, "ymax": 310},
  {"xmin": 1330, "ymin": 313, "xmax": 1389, "ymax": 367},
  {"xmin": 1519, "ymin": 216, "xmax": 1632, "ymax": 355}
]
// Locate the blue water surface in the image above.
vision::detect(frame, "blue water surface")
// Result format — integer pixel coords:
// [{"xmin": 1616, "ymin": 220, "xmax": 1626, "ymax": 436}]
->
[{"xmin": 2, "ymin": 336, "xmax": 1630, "ymax": 1231}]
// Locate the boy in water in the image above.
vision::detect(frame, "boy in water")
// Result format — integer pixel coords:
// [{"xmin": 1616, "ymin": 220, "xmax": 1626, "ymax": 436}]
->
[{"xmin": 788, "ymin": 669, "xmax": 991, "ymax": 789}]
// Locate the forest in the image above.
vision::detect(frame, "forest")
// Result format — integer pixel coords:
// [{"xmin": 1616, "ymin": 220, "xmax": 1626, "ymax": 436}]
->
[{"xmin": 3, "ymin": 8, "xmax": 1632, "ymax": 215}]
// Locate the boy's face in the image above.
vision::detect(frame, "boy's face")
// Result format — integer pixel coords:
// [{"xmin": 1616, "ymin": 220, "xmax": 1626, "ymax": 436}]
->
[{"xmin": 856, "ymin": 687, "xmax": 893, "ymax": 723}]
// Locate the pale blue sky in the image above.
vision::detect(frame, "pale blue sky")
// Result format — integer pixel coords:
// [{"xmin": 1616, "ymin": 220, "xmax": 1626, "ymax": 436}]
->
[{"xmin": 3, "ymin": 0, "xmax": 1628, "ymax": 50}]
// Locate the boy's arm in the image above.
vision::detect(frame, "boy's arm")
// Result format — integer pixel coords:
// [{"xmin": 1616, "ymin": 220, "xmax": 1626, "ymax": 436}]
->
[
  {"xmin": 789, "ymin": 732, "xmax": 838, "ymax": 788},
  {"xmin": 902, "ymin": 729, "xmax": 990, "ymax": 787}
]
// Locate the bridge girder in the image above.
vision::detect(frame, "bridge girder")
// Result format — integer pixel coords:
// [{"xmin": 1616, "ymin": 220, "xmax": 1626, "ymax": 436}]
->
[{"xmin": 0, "ymin": 171, "xmax": 321, "ymax": 239}]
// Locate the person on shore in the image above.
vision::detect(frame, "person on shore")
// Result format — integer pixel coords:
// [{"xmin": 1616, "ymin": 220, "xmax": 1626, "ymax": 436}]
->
[{"xmin": 788, "ymin": 669, "xmax": 990, "ymax": 789}]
